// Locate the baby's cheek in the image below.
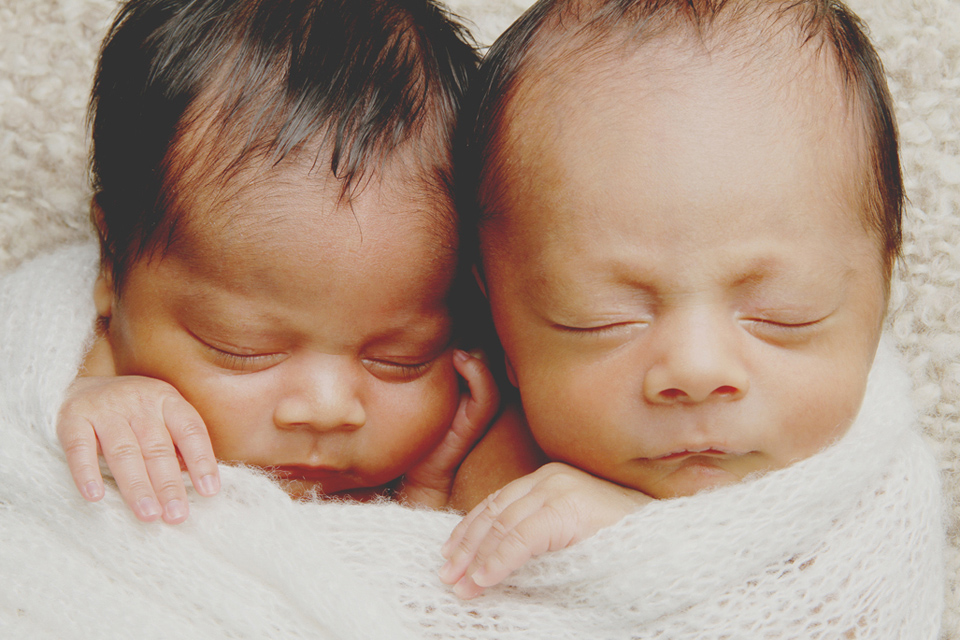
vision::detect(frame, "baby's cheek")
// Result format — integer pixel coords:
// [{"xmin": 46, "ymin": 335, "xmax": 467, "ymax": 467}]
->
[
  {"xmin": 522, "ymin": 369, "xmax": 601, "ymax": 459},
  {"xmin": 780, "ymin": 371, "xmax": 867, "ymax": 463},
  {"xmin": 383, "ymin": 360, "xmax": 460, "ymax": 457},
  {"xmin": 189, "ymin": 375, "xmax": 279, "ymax": 462}
]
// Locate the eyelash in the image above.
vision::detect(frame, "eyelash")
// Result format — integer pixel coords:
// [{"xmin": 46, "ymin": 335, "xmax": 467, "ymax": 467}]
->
[
  {"xmin": 363, "ymin": 359, "xmax": 432, "ymax": 381},
  {"xmin": 559, "ymin": 317, "xmax": 824, "ymax": 339},
  {"xmin": 557, "ymin": 322, "xmax": 639, "ymax": 335},
  {"xmin": 745, "ymin": 317, "xmax": 826, "ymax": 336},
  {"xmin": 202, "ymin": 335, "xmax": 437, "ymax": 380},
  {"xmin": 208, "ymin": 347, "xmax": 279, "ymax": 372}
]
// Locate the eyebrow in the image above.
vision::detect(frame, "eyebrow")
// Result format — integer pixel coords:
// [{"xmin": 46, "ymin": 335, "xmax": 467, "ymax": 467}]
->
[{"xmin": 525, "ymin": 252, "xmax": 857, "ymax": 315}]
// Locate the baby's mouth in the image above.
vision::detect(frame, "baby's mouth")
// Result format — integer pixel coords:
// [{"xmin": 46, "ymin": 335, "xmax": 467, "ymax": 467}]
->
[{"xmin": 653, "ymin": 448, "xmax": 739, "ymax": 461}]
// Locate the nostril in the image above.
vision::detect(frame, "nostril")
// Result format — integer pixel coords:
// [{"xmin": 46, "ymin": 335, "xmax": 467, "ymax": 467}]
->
[
  {"xmin": 660, "ymin": 388, "xmax": 687, "ymax": 400},
  {"xmin": 715, "ymin": 385, "xmax": 739, "ymax": 396}
]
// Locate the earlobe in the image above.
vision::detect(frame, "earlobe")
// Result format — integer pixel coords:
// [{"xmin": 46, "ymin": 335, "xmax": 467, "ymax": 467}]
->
[{"xmin": 93, "ymin": 271, "xmax": 115, "ymax": 320}]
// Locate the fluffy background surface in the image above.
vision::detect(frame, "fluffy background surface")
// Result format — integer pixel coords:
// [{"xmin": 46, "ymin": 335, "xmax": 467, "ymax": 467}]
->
[{"xmin": 1, "ymin": 0, "xmax": 957, "ymax": 633}]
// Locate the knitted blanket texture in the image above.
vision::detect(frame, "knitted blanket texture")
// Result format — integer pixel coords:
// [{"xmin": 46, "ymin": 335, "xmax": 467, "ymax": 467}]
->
[
  {"xmin": 0, "ymin": 244, "xmax": 945, "ymax": 638},
  {"xmin": 1, "ymin": 0, "xmax": 957, "ymax": 636}
]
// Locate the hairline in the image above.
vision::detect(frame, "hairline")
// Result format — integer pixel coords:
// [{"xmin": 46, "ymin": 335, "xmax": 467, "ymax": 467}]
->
[{"xmin": 470, "ymin": 0, "xmax": 901, "ymax": 283}]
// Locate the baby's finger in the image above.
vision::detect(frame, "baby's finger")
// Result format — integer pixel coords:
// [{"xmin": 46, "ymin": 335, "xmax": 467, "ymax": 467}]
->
[
  {"xmin": 161, "ymin": 396, "xmax": 219, "ymax": 498},
  {"xmin": 451, "ymin": 575, "xmax": 486, "ymax": 599},
  {"xmin": 469, "ymin": 502, "xmax": 568, "ymax": 589},
  {"xmin": 440, "ymin": 476, "xmax": 540, "ymax": 582},
  {"xmin": 439, "ymin": 492, "xmax": 502, "ymax": 584},
  {"xmin": 96, "ymin": 415, "xmax": 163, "ymax": 522},
  {"xmin": 449, "ymin": 495, "xmax": 554, "ymax": 599},
  {"xmin": 441, "ymin": 484, "xmax": 506, "ymax": 563},
  {"xmin": 131, "ymin": 412, "xmax": 192, "ymax": 524},
  {"xmin": 56, "ymin": 413, "xmax": 105, "ymax": 502}
]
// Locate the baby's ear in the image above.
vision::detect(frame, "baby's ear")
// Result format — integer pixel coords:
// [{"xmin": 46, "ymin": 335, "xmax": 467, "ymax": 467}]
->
[
  {"xmin": 89, "ymin": 196, "xmax": 116, "ymax": 319},
  {"xmin": 93, "ymin": 270, "xmax": 115, "ymax": 320},
  {"xmin": 89, "ymin": 195, "xmax": 108, "ymax": 245}
]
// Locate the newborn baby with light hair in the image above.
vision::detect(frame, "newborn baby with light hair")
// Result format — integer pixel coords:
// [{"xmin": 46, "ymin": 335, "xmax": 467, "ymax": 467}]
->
[{"xmin": 438, "ymin": 0, "xmax": 945, "ymax": 634}]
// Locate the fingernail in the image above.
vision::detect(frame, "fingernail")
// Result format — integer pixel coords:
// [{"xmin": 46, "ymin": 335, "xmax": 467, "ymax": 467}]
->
[
  {"xmin": 472, "ymin": 567, "xmax": 493, "ymax": 587},
  {"xmin": 164, "ymin": 499, "xmax": 187, "ymax": 522},
  {"xmin": 137, "ymin": 497, "xmax": 161, "ymax": 519},
  {"xmin": 453, "ymin": 349, "xmax": 470, "ymax": 363},
  {"xmin": 82, "ymin": 482, "xmax": 104, "ymax": 501},
  {"xmin": 453, "ymin": 576, "xmax": 482, "ymax": 600},
  {"xmin": 440, "ymin": 538, "xmax": 454, "ymax": 558},
  {"xmin": 438, "ymin": 561, "xmax": 455, "ymax": 583},
  {"xmin": 198, "ymin": 474, "xmax": 220, "ymax": 496},
  {"xmin": 467, "ymin": 349, "xmax": 487, "ymax": 363}
]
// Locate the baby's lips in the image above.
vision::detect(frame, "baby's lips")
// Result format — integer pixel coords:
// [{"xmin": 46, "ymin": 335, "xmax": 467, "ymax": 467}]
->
[{"xmin": 647, "ymin": 445, "xmax": 750, "ymax": 461}]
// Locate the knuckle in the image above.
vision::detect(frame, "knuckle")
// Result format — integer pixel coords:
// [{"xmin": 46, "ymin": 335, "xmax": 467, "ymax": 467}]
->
[
  {"xmin": 125, "ymin": 386, "xmax": 160, "ymax": 413},
  {"xmin": 455, "ymin": 537, "xmax": 476, "ymax": 558},
  {"xmin": 155, "ymin": 478, "xmax": 185, "ymax": 497},
  {"xmin": 59, "ymin": 395, "xmax": 99, "ymax": 421},
  {"xmin": 542, "ymin": 501, "xmax": 572, "ymax": 529},
  {"xmin": 174, "ymin": 418, "xmax": 210, "ymax": 450},
  {"xmin": 139, "ymin": 438, "xmax": 176, "ymax": 461},
  {"xmin": 108, "ymin": 378, "xmax": 178, "ymax": 414},
  {"xmin": 534, "ymin": 465, "xmax": 582, "ymax": 492},
  {"xmin": 124, "ymin": 479, "xmax": 153, "ymax": 498},
  {"xmin": 477, "ymin": 494, "xmax": 506, "ymax": 522},
  {"xmin": 58, "ymin": 395, "xmax": 81, "ymax": 414},
  {"xmin": 489, "ymin": 518, "xmax": 512, "ymax": 540},
  {"xmin": 542, "ymin": 502, "xmax": 582, "ymax": 548},
  {"xmin": 502, "ymin": 527, "xmax": 532, "ymax": 556},
  {"xmin": 102, "ymin": 439, "xmax": 142, "ymax": 462},
  {"xmin": 59, "ymin": 433, "xmax": 92, "ymax": 458},
  {"xmin": 539, "ymin": 461, "xmax": 573, "ymax": 477}
]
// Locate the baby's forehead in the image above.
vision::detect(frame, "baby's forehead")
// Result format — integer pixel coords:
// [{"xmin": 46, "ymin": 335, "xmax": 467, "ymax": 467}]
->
[
  {"xmin": 163, "ymin": 77, "xmax": 458, "ymax": 234},
  {"xmin": 509, "ymin": 14, "xmax": 855, "ymax": 137},
  {"xmin": 484, "ymin": 30, "xmax": 878, "ymax": 254},
  {"xmin": 163, "ymin": 108, "xmax": 456, "ymax": 252},
  {"xmin": 164, "ymin": 155, "xmax": 458, "ymax": 286},
  {"xmin": 496, "ymin": 22, "xmax": 869, "ymax": 204}
]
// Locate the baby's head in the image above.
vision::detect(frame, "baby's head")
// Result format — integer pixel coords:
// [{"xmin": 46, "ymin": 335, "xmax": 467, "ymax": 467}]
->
[
  {"xmin": 463, "ymin": 0, "xmax": 901, "ymax": 498},
  {"xmin": 89, "ymin": 0, "xmax": 479, "ymax": 497}
]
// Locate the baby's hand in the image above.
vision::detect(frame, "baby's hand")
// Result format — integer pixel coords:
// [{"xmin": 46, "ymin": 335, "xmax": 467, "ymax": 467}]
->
[
  {"xmin": 398, "ymin": 350, "xmax": 500, "ymax": 509},
  {"xmin": 438, "ymin": 462, "xmax": 652, "ymax": 599},
  {"xmin": 56, "ymin": 376, "xmax": 220, "ymax": 524}
]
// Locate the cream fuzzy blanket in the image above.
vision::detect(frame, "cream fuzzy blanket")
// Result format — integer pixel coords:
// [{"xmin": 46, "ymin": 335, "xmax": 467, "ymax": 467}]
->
[
  {"xmin": 0, "ymin": 0, "xmax": 957, "ymax": 636},
  {"xmin": 0, "ymin": 242, "xmax": 946, "ymax": 638}
]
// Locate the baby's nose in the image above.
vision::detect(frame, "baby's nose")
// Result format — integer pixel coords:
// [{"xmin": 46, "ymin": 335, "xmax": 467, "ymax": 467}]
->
[
  {"xmin": 642, "ymin": 311, "xmax": 749, "ymax": 404},
  {"xmin": 273, "ymin": 357, "xmax": 366, "ymax": 432}
]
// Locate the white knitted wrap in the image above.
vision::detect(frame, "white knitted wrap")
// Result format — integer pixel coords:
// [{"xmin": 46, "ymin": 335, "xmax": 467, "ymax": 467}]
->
[{"xmin": 0, "ymin": 245, "xmax": 944, "ymax": 639}]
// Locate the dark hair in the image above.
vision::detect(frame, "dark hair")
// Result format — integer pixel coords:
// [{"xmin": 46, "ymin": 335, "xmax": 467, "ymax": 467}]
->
[
  {"xmin": 90, "ymin": 0, "xmax": 479, "ymax": 286},
  {"xmin": 458, "ymin": 0, "xmax": 903, "ymax": 277}
]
